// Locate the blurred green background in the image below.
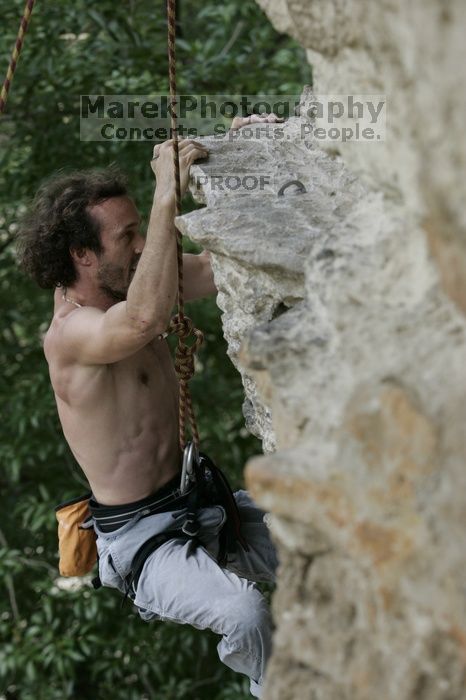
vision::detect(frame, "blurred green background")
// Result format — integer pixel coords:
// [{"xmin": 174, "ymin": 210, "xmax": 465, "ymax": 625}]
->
[{"xmin": 0, "ymin": 1, "xmax": 309, "ymax": 697}]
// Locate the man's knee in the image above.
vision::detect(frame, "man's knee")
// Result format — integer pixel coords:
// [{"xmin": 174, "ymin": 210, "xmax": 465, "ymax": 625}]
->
[
  {"xmin": 231, "ymin": 587, "xmax": 272, "ymax": 635},
  {"xmin": 219, "ymin": 587, "xmax": 273, "ymax": 679}
]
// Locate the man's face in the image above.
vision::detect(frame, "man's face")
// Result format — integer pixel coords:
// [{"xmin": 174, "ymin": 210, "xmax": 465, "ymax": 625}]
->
[{"xmin": 88, "ymin": 196, "xmax": 145, "ymax": 302}]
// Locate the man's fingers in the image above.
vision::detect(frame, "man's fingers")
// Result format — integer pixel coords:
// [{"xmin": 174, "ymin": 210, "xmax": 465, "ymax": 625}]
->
[
  {"xmin": 266, "ymin": 112, "xmax": 284, "ymax": 122},
  {"xmin": 249, "ymin": 112, "xmax": 284, "ymax": 123},
  {"xmin": 151, "ymin": 137, "xmax": 209, "ymax": 194},
  {"xmin": 180, "ymin": 143, "xmax": 209, "ymax": 162},
  {"xmin": 177, "ymin": 141, "xmax": 208, "ymax": 155},
  {"xmin": 158, "ymin": 138, "xmax": 206, "ymax": 151},
  {"xmin": 153, "ymin": 139, "xmax": 207, "ymax": 155},
  {"xmin": 178, "ymin": 139, "xmax": 207, "ymax": 152},
  {"xmin": 230, "ymin": 112, "xmax": 285, "ymax": 130}
]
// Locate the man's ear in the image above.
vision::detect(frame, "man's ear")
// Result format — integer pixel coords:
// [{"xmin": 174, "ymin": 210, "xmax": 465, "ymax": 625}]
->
[{"xmin": 70, "ymin": 247, "xmax": 93, "ymax": 267}]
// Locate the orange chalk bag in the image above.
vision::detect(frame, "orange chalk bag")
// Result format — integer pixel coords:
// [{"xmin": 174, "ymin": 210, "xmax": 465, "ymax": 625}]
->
[{"xmin": 54, "ymin": 494, "xmax": 97, "ymax": 577}]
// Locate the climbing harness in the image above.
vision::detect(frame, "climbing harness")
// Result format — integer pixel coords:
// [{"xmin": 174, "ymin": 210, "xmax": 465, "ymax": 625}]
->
[
  {"xmin": 77, "ymin": 449, "xmax": 248, "ymax": 599},
  {"xmin": 121, "ymin": 451, "xmax": 249, "ymax": 605},
  {"xmin": 0, "ymin": 0, "xmax": 36, "ymax": 114},
  {"xmin": 88, "ymin": 474, "xmax": 195, "ymax": 534}
]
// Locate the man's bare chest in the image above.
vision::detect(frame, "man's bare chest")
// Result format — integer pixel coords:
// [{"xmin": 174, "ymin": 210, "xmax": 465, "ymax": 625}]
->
[{"xmin": 111, "ymin": 339, "xmax": 178, "ymax": 392}]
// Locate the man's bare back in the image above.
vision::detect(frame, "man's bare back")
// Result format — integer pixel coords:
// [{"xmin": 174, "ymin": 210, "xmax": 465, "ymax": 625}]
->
[{"xmin": 44, "ymin": 289, "xmax": 182, "ymax": 505}]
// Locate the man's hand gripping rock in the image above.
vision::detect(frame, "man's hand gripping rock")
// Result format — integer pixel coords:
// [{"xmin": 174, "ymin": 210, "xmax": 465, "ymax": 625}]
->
[{"xmin": 151, "ymin": 138, "xmax": 208, "ymax": 200}]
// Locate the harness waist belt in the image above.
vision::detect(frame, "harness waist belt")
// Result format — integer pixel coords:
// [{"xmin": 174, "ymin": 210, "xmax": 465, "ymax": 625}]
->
[{"xmin": 89, "ymin": 474, "xmax": 194, "ymax": 533}]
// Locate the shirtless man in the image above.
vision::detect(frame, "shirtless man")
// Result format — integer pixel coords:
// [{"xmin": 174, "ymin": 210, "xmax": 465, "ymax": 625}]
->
[
  {"xmin": 18, "ymin": 119, "xmax": 280, "ymax": 698},
  {"xmin": 43, "ymin": 137, "xmax": 212, "ymax": 505}
]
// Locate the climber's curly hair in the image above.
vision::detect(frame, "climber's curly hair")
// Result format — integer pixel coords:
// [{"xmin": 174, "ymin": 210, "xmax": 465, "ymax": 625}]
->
[{"xmin": 16, "ymin": 166, "xmax": 128, "ymax": 289}]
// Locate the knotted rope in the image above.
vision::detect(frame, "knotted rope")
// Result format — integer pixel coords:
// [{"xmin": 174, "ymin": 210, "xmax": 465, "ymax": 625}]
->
[
  {"xmin": 0, "ymin": 0, "xmax": 36, "ymax": 115},
  {"xmin": 166, "ymin": 0, "xmax": 204, "ymax": 451}
]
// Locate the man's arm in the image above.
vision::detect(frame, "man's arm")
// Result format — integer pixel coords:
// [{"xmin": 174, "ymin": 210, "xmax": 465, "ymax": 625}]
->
[
  {"xmin": 183, "ymin": 251, "xmax": 217, "ymax": 301},
  {"xmin": 56, "ymin": 139, "xmax": 208, "ymax": 365}
]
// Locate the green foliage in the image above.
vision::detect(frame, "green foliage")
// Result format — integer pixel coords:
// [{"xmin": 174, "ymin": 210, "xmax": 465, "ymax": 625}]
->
[{"xmin": 0, "ymin": 0, "xmax": 308, "ymax": 697}]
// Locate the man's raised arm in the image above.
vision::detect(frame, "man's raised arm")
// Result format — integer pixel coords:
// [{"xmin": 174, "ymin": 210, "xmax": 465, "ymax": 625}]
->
[{"xmin": 57, "ymin": 139, "xmax": 208, "ymax": 365}]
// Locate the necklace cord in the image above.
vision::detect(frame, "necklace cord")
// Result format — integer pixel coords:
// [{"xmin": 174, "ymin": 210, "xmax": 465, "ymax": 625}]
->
[{"xmin": 62, "ymin": 289, "xmax": 83, "ymax": 309}]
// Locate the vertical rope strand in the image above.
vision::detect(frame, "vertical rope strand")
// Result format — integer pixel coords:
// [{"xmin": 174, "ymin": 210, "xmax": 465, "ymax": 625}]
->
[
  {"xmin": 0, "ymin": 0, "xmax": 36, "ymax": 115},
  {"xmin": 166, "ymin": 0, "xmax": 184, "ymax": 315},
  {"xmin": 166, "ymin": 0, "xmax": 203, "ymax": 451}
]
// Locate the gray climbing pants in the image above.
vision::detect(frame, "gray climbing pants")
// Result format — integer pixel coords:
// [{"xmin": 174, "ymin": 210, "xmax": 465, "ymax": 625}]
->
[{"xmin": 94, "ymin": 489, "xmax": 278, "ymax": 698}]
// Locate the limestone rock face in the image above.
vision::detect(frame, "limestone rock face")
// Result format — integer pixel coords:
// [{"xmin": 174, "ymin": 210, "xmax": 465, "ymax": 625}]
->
[{"xmin": 177, "ymin": 2, "xmax": 466, "ymax": 698}]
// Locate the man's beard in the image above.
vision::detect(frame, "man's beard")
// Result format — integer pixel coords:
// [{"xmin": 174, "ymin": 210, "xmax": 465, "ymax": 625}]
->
[{"xmin": 96, "ymin": 261, "xmax": 129, "ymax": 302}]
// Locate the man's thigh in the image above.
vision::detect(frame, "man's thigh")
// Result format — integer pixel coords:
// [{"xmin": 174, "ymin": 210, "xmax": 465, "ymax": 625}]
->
[{"xmin": 134, "ymin": 536, "xmax": 263, "ymax": 633}]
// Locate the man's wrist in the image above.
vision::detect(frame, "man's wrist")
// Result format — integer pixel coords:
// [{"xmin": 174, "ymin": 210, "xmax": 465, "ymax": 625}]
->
[{"xmin": 153, "ymin": 190, "xmax": 176, "ymax": 211}]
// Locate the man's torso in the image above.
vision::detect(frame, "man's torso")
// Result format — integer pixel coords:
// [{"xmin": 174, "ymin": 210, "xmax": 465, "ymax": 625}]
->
[{"xmin": 44, "ymin": 296, "xmax": 182, "ymax": 505}]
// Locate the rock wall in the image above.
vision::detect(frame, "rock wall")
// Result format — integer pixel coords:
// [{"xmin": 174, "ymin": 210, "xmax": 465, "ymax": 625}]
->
[{"xmin": 177, "ymin": 1, "xmax": 466, "ymax": 698}]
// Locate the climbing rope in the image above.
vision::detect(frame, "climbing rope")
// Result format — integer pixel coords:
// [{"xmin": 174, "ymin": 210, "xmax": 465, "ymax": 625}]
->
[
  {"xmin": 0, "ymin": 0, "xmax": 36, "ymax": 115},
  {"xmin": 165, "ymin": 0, "xmax": 204, "ymax": 452}
]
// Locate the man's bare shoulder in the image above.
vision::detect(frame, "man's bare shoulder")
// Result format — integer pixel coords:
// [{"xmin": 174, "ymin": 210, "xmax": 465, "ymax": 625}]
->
[
  {"xmin": 44, "ymin": 305, "xmax": 103, "ymax": 365},
  {"xmin": 44, "ymin": 306, "xmax": 114, "ymax": 407}
]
